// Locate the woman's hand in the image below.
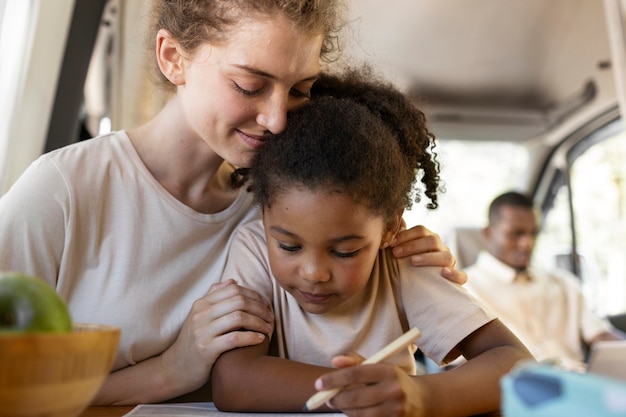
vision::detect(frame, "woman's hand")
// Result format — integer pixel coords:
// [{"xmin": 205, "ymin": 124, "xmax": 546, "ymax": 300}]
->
[
  {"xmin": 93, "ymin": 279, "xmax": 274, "ymax": 405},
  {"xmin": 316, "ymin": 357, "xmax": 428, "ymax": 417},
  {"xmin": 390, "ymin": 224, "xmax": 467, "ymax": 285},
  {"xmin": 161, "ymin": 279, "xmax": 274, "ymax": 393}
]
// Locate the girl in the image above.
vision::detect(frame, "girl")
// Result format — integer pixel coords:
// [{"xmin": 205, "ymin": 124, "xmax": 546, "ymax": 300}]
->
[{"xmin": 213, "ymin": 69, "xmax": 533, "ymax": 417}]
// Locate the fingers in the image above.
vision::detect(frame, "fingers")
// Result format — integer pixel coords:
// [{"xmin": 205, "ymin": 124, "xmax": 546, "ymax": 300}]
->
[
  {"xmin": 441, "ymin": 267, "xmax": 468, "ymax": 285},
  {"xmin": 390, "ymin": 226, "xmax": 465, "ymax": 284},
  {"xmin": 193, "ymin": 283, "xmax": 274, "ymax": 338},
  {"xmin": 391, "ymin": 224, "xmax": 432, "ymax": 246},
  {"xmin": 390, "ymin": 226, "xmax": 447, "ymax": 260},
  {"xmin": 161, "ymin": 282, "xmax": 274, "ymax": 393},
  {"xmin": 208, "ymin": 279, "xmax": 271, "ymax": 308},
  {"xmin": 315, "ymin": 364, "xmax": 390, "ymax": 392},
  {"xmin": 315, "ymin": 365, "xmax": 405, "ymax": 415},
  {"xmin": 331, "ymin": 352, "xmax": 365, "ymax": 368}
]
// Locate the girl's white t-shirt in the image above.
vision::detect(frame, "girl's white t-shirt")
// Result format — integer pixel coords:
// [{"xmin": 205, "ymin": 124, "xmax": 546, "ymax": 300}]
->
[{"xmin": 223, "ymin": 219, "xmax": 495, "ymax": 370}]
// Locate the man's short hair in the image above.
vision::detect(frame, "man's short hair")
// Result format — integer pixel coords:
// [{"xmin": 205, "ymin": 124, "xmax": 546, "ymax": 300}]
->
[{"xmin": 488, "ymin": 191, "xmax": 534, "ymax": 224}]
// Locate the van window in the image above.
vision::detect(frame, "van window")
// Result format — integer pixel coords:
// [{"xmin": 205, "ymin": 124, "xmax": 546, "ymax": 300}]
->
[
  {"xmin": 535, "ymin": 119, "xmax": 626, "ymax": 316},
  {"xmin": 403, "ymin": 139, "xmax": 529, "ymax": 234},
  {"xmin": 0, "ymin": 0, "xmax": 36, "ymax": 185}
]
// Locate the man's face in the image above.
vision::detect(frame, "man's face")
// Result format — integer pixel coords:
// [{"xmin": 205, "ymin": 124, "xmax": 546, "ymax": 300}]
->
[{"xmin": 485, "ymin": 205, "xmax": 539, "ymax": 270}]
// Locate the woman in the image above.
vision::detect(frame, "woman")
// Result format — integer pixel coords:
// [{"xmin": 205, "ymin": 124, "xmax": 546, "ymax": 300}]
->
[{"xmin": 0, "ymin": 0, "xmax": 464, "ymax": 405}]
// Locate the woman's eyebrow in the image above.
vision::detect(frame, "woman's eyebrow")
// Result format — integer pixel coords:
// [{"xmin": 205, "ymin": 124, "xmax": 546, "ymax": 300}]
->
[{"xmin": 232, "ymin": 64, "xmax": 320, "ymax": 83}]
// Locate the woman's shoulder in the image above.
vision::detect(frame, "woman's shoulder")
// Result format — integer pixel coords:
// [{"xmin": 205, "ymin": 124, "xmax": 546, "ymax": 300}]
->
[
  {"xmin": 40, "ymin": 131, "xmax": 145, "ymax": 186},
  {"xmin": 44, "ymin": 131, "xmax": 131, "ymax": 163}
]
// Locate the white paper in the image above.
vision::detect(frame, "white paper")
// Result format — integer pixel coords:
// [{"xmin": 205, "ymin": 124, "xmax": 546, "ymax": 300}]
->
[{"xmin": 123, "ymin": 402, "xmax": 346, "ymax": 416}]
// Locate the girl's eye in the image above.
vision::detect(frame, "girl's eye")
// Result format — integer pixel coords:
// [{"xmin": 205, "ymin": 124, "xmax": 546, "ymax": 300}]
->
[
  {"xmin": 232, "ymin": 81, "xmax": 262, "ymax": 97},
  {"xmin": 278, "ymin": 243, "xmax": 301, "ymax": 253},
  {"xmin": 332, "ymin": 249, "xmax": 360, "ymax": 258}
]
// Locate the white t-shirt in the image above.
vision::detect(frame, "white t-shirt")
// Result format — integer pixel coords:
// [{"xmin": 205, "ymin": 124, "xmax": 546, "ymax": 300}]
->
[
  {"xmin": 0, "ymin": 131, "xmax": 260, "ymax": 371},
  {"xmin": 222, "ymin": 219, "xmax": 495, "ymax": 370},
  {"xmin": 464, "ymin": 251, "xmax": 613, "ymax": 363}
]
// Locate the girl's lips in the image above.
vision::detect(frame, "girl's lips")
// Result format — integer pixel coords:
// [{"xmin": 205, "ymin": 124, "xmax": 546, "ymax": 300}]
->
[
  {"xmin": 239, "ymin": 130, "xmax": 269, "ymax": 150},
  {"xmin": 300, "ymin": 291, "xmax": 332, "ymax": 303}
]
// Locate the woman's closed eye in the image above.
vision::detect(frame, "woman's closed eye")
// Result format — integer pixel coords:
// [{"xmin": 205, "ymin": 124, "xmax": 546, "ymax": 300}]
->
[
  {"xmin": 232, "ymin": 81, "xmax": 262, "ymax": 97},
  {"xmin": 232, "ymin": 81, "xmax": 310, "ymax": 99}
]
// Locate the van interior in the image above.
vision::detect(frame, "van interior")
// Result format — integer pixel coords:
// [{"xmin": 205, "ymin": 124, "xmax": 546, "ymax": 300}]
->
[{"xmin": 1, "ymin": 0, "xmax": 625, "ymax": 322}]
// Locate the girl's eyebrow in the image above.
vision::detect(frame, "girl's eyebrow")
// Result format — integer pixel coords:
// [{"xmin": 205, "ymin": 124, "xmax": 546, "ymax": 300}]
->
[
  {"xmin": 232, "ymin": 64, "xmax": 320, "ymax": 83},
  {"xmin": 269, "ymin": 225, "xmax": 365, "ymax": 243},
  {"xmin": 269, "ymin": 225, "xmax": 298, "ymax": 238}
]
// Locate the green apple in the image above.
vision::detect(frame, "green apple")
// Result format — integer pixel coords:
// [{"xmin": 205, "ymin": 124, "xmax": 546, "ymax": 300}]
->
[{"xmin": 0, "ymin": 271, "xmax": 72, "ymax": 333}]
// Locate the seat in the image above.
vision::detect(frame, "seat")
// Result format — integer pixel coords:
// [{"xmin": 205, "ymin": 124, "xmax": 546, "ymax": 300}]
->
[{"xmin": 445, "ymin": 226, "xmax": 486, "ymax": 269}]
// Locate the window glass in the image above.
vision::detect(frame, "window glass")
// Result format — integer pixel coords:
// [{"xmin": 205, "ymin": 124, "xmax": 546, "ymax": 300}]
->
[
  {"xmin": 0, "ymin": 0, "xmax": 34, "ymax": 186},
  {"xmin": 404, "ymin": 139, "xmax": 529, "ymax": 235},
  {"xmin": 536, "ymin": 129, "xmax": 626, "ymax": 315}
]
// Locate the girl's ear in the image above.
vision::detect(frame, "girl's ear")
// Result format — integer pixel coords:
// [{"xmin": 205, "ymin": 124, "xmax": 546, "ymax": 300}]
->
[
  {"xmin": 381, "ymin": 211, "xmax": 404, "ymax": 249},
  {"xmin": 156, "ymin": 28, "xmax": 185, "ymax": 86}
]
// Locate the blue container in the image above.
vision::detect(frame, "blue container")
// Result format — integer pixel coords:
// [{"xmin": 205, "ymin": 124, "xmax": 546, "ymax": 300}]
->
[{"xmin": 501, "ymin": 363, "xmax": 626, "ymax": 416}]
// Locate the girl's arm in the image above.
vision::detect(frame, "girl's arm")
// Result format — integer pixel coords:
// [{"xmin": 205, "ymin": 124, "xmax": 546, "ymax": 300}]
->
[
  {"xmin": 412, "ymin": 319, "xmax": 533, "ymax": 416},
  {"xmin": 211, "ymin": 337, "xmax": 333, "ymax": 412},
  {"xmin": 316, "ymin": 319, "xmax": 534, "ymax": 417}
]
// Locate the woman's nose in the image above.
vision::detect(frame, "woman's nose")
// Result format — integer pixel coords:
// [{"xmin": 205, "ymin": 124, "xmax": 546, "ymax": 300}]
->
[{"xmin": 256, "ymin": 92, "xmax": 288, "ymax": 134}]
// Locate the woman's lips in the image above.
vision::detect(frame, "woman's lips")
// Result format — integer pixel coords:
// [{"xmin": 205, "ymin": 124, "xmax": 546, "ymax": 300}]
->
[{"xmin": 239, "ymin": 130, "xmax": 268, "ymax": 150}]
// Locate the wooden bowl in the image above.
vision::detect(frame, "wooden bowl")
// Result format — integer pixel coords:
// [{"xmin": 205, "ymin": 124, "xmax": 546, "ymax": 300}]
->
[{"xmin": 0, "ymin": 323, "xmax": 120, "ymax": 417}]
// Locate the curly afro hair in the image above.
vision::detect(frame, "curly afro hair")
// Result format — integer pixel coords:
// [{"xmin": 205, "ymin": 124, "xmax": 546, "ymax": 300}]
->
[{"xmin": 248, "ymin": 66, "xmax": 441, "ymax": 226}]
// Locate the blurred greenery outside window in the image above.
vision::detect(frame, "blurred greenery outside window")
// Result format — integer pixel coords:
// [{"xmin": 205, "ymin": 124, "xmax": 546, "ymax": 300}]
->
[
  {"xmin": 403, "ymin": 140, "xmax": 529, "ymax": 240},
  {"xmin": 536, "ymin": 130, "xmax": 626, "ymax": 315}
]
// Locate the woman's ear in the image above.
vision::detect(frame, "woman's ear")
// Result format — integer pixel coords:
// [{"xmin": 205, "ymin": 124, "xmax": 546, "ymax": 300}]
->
[
  {"xmin": 156, "ymin": 28, "xmax": 185, "ymax": 86},
  {"xmin": 381, "ymin": 211, "xmax": 404, "ymax": 249}
]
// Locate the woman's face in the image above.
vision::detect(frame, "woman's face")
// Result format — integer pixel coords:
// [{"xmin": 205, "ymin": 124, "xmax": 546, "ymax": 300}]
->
[
  {"xmin": 263, "ymin": 188, "xmax": 392, "ymax": 314},
  {"xmin": 176, "ymin": 14, "xmax": 323, "ymax": 167}
]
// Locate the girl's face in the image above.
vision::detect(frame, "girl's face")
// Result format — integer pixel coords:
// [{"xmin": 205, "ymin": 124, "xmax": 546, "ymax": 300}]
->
[
  {"xmin": 263, "ymin": 188, "xmax": 396, "ymax": 314},
  {"xmin": 174, "ymin": 14, "xmax": 323, "ymax": 167}
]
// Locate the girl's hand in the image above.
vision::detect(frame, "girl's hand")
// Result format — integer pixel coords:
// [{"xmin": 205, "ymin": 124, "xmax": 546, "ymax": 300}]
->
[
  {"xmin": 315, "ymin": 362, "xmax": 428, "ymax": 417},
  {"xmin": 390, "ymin": 224, "xmax": 467, "ymax": 285},
  {"xmin": 161, "ymin": 279, "xmax": 274, "ymax": 393}
]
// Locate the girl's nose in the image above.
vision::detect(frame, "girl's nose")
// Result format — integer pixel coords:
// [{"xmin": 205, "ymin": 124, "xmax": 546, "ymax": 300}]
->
[{"xmin": 301, "ymin": 255, "xmax": 331, "ymax": 284}]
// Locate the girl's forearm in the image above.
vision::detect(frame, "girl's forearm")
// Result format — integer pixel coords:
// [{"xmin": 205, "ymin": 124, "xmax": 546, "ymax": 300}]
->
[
  {"xmin": 212, "ymin": 352, "xmax": 332, "ymax": 412},
  {"xmin": 415, "ymin": 344, "xmax": 533, "ymax": 417}
]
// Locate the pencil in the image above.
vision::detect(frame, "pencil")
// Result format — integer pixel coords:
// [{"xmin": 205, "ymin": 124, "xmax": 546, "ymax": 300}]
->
[{"xmin": 303, "ymin": 327, "xmax": 422, "ymax": 411}]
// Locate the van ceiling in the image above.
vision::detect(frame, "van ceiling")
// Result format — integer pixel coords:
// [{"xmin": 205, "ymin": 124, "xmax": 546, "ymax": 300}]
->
[{"xmin": 342, "ymin": 0, "xmax": 615, "ymax": 142}]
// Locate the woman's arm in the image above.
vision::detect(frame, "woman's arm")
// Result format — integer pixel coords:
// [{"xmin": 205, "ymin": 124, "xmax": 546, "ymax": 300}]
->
[
  {"xmin": 93, "ymin": 280, "xmax": 274, "ymax": 405},
  {"xmin": 391, "ymin": 224, "xmax": 467, "ymax": 285}
]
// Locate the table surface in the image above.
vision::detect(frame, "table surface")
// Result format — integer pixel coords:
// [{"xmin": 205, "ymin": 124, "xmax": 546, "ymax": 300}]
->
[
  {"xmin": 80, "ymin": 406, "xmax": 134, "ymax": 417},
  {"xmin": 79, "ymin": 406, "xmax": 502, "ymax": 416}
]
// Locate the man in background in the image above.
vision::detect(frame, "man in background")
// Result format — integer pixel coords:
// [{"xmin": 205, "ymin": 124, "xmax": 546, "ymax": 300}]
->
[{"xmin": 464, "ymin": 191, "xmax": 624, "ymax": 368}]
